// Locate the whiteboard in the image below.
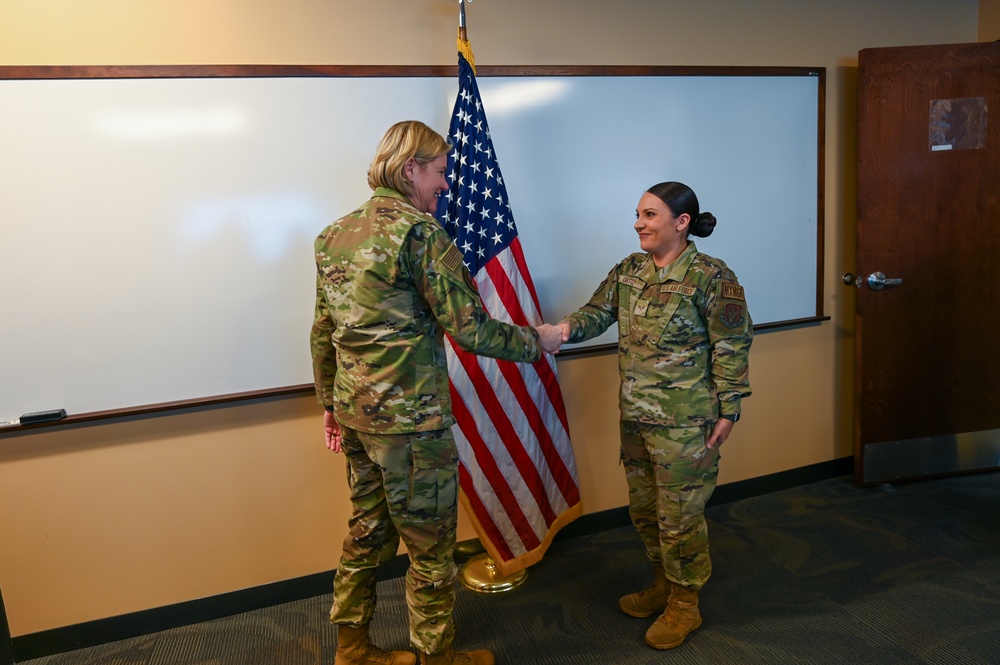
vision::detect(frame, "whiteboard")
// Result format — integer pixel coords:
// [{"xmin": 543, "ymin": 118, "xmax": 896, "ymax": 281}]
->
[{"xmin": 0, "ymin": 69, "xmax": 822, "ymax": 419}]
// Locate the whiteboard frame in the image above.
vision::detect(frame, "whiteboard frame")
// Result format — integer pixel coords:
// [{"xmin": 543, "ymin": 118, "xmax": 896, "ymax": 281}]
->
[{"xmin": 0, "ymin": 65, "xmax": 826, "ymax": 430}]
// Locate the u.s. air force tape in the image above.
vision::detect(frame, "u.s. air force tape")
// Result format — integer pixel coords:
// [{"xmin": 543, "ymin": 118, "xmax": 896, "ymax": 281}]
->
[
  {"xmin": 721, "ymin": 282, "xmax": 745, "ymax": 301},
  {"xmin": 661, "ymin": 283, "xmax": 697, "ymax": 296}
]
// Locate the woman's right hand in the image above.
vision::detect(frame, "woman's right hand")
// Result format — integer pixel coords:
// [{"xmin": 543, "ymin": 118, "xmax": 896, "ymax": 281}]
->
[{"xmin": 535, "ymin": 323, "xmax": 564, "ymax": 354}]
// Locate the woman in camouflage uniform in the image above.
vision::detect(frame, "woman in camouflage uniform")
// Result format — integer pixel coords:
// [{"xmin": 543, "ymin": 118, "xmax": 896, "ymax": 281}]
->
[
  {"xmin": 311, "ymin": 120, "xmax": 562, "ymax": 665},
  {"xmin": 557, "ymin": 181, "xmax": 752, "ymax": 651}
]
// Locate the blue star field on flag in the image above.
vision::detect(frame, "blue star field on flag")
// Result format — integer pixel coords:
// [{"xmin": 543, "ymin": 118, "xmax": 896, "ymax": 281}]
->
[{"xmin": 435, "ymin": 53, "xmax": 516, "ymax": 275}]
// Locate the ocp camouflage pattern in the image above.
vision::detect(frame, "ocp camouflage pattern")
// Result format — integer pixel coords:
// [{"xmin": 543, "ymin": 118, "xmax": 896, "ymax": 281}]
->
[
  {"xmin": 311, "ymin": 187, "xmax": 542, "ymax": 433},
  {"xmin": 330, "ymin": 427, "xmax": 459, "ymax": 653},
  {"xmin": 562, "ymin": 241, "xmax": 752, "ymax": 425},
  {"xmin": 620, "ymin": 421, "xmax": 719, "ymax": 589}
]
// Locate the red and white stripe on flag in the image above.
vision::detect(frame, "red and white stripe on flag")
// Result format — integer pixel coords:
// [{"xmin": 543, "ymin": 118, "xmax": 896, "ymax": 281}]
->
[{"xmin": 446, "ymin": 238, "xmax": 582, "ymax": 575}]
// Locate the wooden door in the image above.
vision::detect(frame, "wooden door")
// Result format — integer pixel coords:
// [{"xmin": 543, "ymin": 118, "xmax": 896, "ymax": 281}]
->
[{"xmin": 854, "ymin": 41, "xmax": 1000, "ymax": 486}]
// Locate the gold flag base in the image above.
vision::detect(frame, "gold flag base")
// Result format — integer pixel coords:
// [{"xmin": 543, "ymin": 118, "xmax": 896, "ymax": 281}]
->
[{"xmin": 459, "ymin": 552, "xmax": 527, "ymax": 594}]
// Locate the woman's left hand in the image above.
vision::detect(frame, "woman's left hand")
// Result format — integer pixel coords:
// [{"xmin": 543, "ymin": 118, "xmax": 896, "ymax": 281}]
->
[
  {"xmin": 324, "ymin": 409, "xmax": 342, "ymax": 453},
  {"xmin": 706, "ymin": 417, "xmax": 735, "ymax": 450}
]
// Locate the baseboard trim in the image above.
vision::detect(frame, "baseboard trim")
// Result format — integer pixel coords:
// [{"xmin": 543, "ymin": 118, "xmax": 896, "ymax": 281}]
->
[
  {"xmin": 550, "ymin": 455, "xmax": 855, "ymax": 542},
  {"xmin": 11, "ymin": 570, "xmax": 336, "ymax": 662},
  {"xmin": 11, "ymin": 456, "xmax": 852, "ymax": 662},
  {"xmin": 711, "ymin": 455, "xmax": 854, "ymax": 506}
]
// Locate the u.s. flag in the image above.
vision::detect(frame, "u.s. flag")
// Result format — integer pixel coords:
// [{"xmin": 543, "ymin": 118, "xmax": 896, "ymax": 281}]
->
[{"xmin": 435, "ymin": 49, "xmax": 582, "ymax": 576}]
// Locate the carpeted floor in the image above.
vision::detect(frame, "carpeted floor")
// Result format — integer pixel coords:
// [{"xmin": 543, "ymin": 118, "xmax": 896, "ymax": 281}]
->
[{"xmin": 18, "ymin": 472, "xmax": 1000, "ymax": 664}]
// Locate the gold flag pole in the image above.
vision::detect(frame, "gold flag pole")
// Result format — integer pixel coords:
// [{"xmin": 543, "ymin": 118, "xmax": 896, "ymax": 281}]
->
[
  {"xmin": 456, "ymin": 0, "xmax": 476, "ymax": 70},
  {"xmin": 458, "ymin": 0, "xmax": 468, "ymax": 42},
  {"xmin": 452, "ymin": 0, "xmax": 526, "ymax": 594}
]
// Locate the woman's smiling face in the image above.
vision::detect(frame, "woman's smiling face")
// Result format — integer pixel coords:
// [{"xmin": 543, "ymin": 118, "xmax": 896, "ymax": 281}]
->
[
  {"xmin": 407, "ymin": 154, "xmax": 450, "ymax": 214},
  {"xmin": 634, "ymin": 191, "xmax": 689, "ymax": 264}
]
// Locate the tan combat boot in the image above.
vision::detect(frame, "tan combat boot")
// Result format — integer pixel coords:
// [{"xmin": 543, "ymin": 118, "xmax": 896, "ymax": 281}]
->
[
  {"xmin": 619, "ymin": 565, "xmax": 670, "ymax": 618},
  {"xmin": 644, "ymin": 583, "xmax": 702, "ymax": 649},
  {"xmin": 419, "ymin": 646, "xmax": 495, "ymax": 665},
  {"xmin": 334, "ymin": 624, "xmax": 416, "ymax": 665}
]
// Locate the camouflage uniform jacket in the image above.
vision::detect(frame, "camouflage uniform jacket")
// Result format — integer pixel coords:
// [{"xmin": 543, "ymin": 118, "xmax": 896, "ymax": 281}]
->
[
  {"xmin": 311, "ymin": 187, "xmax": 542, "ymax": 434},
  {"xmin": 562, "ymin": 242, "xmax": 752, "ymax": 427}
]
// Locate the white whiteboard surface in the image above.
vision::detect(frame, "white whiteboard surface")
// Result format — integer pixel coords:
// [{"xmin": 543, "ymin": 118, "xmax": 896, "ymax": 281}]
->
[{"xmin": 0, "ymin": 71, "xmax": 821, "ymax": 419}]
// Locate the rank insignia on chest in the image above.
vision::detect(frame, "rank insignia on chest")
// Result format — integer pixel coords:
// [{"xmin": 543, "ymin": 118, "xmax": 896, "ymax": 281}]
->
[{"xmin": 633, "ymin": 298, "xmax": 650, "ymax": 316}]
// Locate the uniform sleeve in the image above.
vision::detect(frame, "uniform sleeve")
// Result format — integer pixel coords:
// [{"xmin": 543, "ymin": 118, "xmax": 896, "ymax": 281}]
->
[
  {"xmin": 309, "ymin": 264, "xmax": 338, "ymax": 406},
  {"xmin": 561, "ymin": 264, "xmax": 621, "ymax": 344},
  {"xmin": 703, "ymin": 269, "xmax": 753, "ymax": 416},
  {"xmin": 406, "ymin": 222, "xmax": 542, "ymax": 364}
]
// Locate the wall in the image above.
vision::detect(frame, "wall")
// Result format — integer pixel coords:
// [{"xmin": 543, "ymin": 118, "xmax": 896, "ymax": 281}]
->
[
  {"xmin": 0, "ymin": 0, "xmax": 981, "ymax": 638},
  {"xmin": 984, "ymin": 0, "xmax": 1000, "ymax": 41}
]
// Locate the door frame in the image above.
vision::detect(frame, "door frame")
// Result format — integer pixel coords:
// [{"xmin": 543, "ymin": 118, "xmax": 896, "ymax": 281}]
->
[{"xmin": 1, "ymin": 585, "xmax": 13, "ymax": 665}]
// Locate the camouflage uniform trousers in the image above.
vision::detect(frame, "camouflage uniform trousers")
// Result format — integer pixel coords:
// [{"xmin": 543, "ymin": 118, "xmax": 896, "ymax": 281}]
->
[
  {"xmin": 620, "ymin": 420, "xmax": 720, "ymax": 590},
  {"xmin": 331, "ymin": 425, "xmax": 460, "ymax": 654}
]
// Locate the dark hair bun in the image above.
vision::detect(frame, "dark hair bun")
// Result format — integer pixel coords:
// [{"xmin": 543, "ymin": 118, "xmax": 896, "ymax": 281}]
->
[{"xmin": 689, "ymin": 212, "xmax": 716, "ymax": 238}]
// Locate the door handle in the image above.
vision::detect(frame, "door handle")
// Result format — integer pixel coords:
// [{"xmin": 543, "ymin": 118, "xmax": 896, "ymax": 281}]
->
[{"xmin": 866, "ymin": 271, "xmax": 903, "ymax": 291}]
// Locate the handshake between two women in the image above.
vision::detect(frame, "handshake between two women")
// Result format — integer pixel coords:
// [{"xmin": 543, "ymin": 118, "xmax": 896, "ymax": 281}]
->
[{"xmin": 534, "ymin": 321, "xmax": 571, "ymax": 355}]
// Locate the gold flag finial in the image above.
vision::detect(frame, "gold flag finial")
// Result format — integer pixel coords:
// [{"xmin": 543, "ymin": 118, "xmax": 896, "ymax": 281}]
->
[{"xmin": 457, "ymin": 0, "xmax": 476, "ymax": 72}]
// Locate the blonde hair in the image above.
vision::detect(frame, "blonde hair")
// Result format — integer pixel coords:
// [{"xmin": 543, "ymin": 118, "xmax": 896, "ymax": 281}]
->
[{"xmin": 367, "ymin": 120, "xmax": 450, "ymax": 197}]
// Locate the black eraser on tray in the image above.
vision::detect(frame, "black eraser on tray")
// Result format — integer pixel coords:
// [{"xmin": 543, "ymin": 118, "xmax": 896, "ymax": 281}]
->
[{"xmin": 20, "ymin": 408, "xmax": 67, "ymax": 424}]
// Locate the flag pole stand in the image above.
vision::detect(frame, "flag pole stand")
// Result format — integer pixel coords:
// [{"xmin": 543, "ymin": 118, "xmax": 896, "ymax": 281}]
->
[{"xmin": 460, "ymin": 552, "xmax": 527, "ymax": 594}]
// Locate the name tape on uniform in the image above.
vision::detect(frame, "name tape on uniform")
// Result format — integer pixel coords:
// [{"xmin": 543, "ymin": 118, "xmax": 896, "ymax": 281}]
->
[
  {"xmin": 721, "ymin": 282, "xmax": 746, "ymax": 301},
  {"xmin": 618, "ymin": 276, "xmax": 646, "ymax": 289}
]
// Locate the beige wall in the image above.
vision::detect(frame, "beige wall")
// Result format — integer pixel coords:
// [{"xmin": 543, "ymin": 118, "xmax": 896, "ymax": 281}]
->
[
  {"xmin": 0, "ymin": 0, "xmax": 982, "ymax": 638},
  {"xmin": 983, "ymin": 0, "xmax": 1000, "ymax": 41},
  {"xmin": 978, "ymin": 0, "xmax": 1000, "ymax": 42}
]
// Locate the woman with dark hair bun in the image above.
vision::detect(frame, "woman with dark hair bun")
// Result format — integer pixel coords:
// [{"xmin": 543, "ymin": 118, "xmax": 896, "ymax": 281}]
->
[
  {"xmin": 646, "ymin": 181, "xmax": 718, "ymax": 239},
  {"xmin": 556, "ymin": 181, "xmax": 752, "ymax": 651}
]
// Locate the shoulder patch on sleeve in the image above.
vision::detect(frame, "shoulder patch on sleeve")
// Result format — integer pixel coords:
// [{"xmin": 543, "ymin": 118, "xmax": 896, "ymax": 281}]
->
[
  {"xmin": 719, "ymin": 303, "xmax": 746, "ymax": 329},
  {"xmin": 721, "ymin": 282, "xmax": 745, "ymax": 301},
  {"xmin": 440, "ymin": 242, "xmax": 465, "ymax": 272}
]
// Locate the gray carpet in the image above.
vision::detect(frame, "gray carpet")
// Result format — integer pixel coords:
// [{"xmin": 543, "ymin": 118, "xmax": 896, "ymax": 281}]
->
[{"xmin": 19, "ymin": 472, "xmax": 1000, "ymax": 664}]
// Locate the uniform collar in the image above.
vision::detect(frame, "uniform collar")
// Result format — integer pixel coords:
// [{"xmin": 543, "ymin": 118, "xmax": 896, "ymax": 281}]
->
[
  {"xmin": 640, "ymin": 241, "xmax": 699, "ymax": 283},
  {"xmin": 372, "ymin": 186, "xmax": 409, "ymax": 203}
]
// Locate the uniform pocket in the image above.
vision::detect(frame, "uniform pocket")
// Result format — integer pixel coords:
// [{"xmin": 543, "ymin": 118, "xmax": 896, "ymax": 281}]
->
[{"xmin": 407, "ymin": 436, "xmax": 458, "ymax": 519}]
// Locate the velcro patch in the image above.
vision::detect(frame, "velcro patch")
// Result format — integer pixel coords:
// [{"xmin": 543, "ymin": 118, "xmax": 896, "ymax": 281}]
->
[
  {"xmin": 720, "ymin": 303, "xmax": 745, "ymax": 328},
  {"xmin": 440, "ymin": 243, "xmax": 465, "ymax": 272},
  {"xmin": 661, "ymin": 284, "xmax": 697, "ymax": 297},
  {"xmin": 618, "ymin": 275, "xmax": 646, "ymax": 289},
  {"xmin": 721, "ymin": 282, "xmax": 745, "ymax": 301}
]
